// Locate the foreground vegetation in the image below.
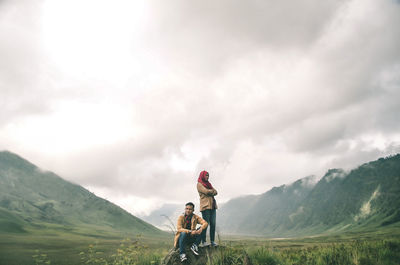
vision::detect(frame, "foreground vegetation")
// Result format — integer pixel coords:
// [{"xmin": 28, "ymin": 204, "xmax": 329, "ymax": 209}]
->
[
  {"xmin": 1, "ymin": 227, "xmax": 400, "ymax": 265},
  {"xmin": 210, "ymin": 240, "xmax": 400, "ymax": 265},
  {"xmin": 0, "ymin": 227, "xmax": 170, "ymax": 265},
  {"xmin": 32, "ymin": 238, "xmax": 400, "ymax": 265}
]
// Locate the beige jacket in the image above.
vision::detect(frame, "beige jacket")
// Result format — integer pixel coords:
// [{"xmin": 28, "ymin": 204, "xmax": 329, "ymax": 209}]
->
[
  {"xmin": 197, "ymin": 182, "xmax": 218, "ymax": 212},
  {"xmin": 174, "ymin": 213, "xmax": 208, "ymax": 247}
]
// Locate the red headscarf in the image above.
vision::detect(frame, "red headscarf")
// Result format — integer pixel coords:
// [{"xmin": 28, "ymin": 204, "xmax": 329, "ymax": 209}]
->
[{"xmin": 198, "ymin": 170, "xmax": 213, "ymax": 189}]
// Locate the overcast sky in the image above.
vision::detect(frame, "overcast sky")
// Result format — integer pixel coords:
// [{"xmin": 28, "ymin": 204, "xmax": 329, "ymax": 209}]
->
[{"xmin": 1, "ymin": 0, "xmax": 400, "ymax": 216}]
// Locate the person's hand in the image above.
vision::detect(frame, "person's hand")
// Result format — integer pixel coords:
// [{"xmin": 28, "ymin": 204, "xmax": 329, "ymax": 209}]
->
[{"xmin": 192, "ymin": 228, "xmax": 202, "ymax": 235}]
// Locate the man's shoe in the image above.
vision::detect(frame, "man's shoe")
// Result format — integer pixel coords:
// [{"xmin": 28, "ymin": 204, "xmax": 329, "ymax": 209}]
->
[
  {"xmin": 198, "ymin": 242, "xmax": 205, "ymax": 248},
  {"xmin": 190, "ymin": 244, "xmax": 199, "ymax": 255},
  {"xmin": 180, "ymin": 253, "xmax": 187, "ymax": 262},
  {"xmin": 211, "ymin": 241, "xmax": 218, "ymax": 247}
]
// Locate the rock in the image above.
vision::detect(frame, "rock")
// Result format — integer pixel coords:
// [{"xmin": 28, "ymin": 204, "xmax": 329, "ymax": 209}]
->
[
  {"xmin": 161, "ymin": 245, "xmax": 253, "ymax": 265},
  {"xmin": 161, "ymin": 245, "xmax": 213, "ymax": 265}
]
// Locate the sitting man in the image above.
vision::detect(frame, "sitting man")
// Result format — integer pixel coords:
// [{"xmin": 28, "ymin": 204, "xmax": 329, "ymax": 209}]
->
[{"xmin": 174, "ymin": 202, "xmax": 208, "ymax": 262}]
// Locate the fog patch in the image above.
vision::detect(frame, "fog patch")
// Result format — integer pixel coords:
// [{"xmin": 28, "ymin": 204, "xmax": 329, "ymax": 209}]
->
[
  {"xmin": 324, "ymin": 169, "xmax": 348, "ymax": 183},
  {"xmin": 300, "ymin": 175, "xmax": 319, "ymax": 187},
  {"xmin": 289, "ymin": 206, "xmax": 304, "ymax": 222}
]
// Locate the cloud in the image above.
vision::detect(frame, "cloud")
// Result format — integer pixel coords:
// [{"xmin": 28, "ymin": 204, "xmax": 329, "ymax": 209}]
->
[
  {"xmin": 0, "ymin": 0, "xmax": 399, "ymax": 215},
  {"xmin": 0, "ymin": 0, "xmax": 49, "ymax": 123},
  {"xmin": 146, "ymin": 0, "xmax": 344, "ymax": 75}
]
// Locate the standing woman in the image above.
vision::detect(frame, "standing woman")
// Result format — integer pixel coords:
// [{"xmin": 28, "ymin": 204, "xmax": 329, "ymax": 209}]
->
[{"xmin": 197, "ymin": 170, "xmax": 218, "ymax": 246}]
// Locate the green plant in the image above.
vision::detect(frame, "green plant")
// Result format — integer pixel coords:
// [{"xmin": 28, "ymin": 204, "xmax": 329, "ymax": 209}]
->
[
  {"xmin": 32, "ymin": 249, "xmax": 51, "ymax": 265},
  {"xmin": 249, "ymin": 247, "xmax": 282, "ymax": 265},
  {"xmin": 79, "ymin": 237, "xmax": 163, "ymax": 265}
]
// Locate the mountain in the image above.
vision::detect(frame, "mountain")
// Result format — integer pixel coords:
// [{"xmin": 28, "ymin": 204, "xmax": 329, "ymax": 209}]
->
[
  {"xmin": 141, "ymin": 203, "xmax": 182, "ymax": 231},
  {"xmin": 0, "ymin": 151, "xmax": 165, "ymax": 237},
  {"xmin": 218, "ymin": 175, "xmax": 317, "ymax": 235},
  {"xmin": 217, "ymin": 154, "xmax": 400, "ymax": 236}
]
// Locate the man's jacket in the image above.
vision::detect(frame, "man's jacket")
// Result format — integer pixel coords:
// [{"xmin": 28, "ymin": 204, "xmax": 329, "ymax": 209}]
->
[{"xmin": 174, "ymin": 213, "xmax": 208, "ymax": 247}]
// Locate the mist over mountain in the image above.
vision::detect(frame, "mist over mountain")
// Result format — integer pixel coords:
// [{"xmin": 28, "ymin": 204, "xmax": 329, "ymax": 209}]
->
[
  {"xmin": 3, "ymin": 149, "xmax": 399, "ymax": 239},
  {"xmin": 0, "ymin": 151, "xmax": 165, "ymax": 237},
  {"xmin": 143, "ymin": 154, "xmax": 400, "ymax": 237},
  {"xmin": 217, "ymin": 154, "xmax": 400, "ymax": 236},
  {"xmin": 140, "ymin": 203, "xmax": 182, "ymax": 231}
]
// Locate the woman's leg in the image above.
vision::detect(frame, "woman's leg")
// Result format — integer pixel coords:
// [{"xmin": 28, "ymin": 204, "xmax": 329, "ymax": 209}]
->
[
  {"xmin": 193, "ymin": 233, "xmax": 202, "ymax": 246},
  {"xmin": 210, "ymin": 209, "xmax": 216, "ymax": 243},
  {"xmin": 201, "ymin": 209, "xmax": 211, "ymax": 243}
]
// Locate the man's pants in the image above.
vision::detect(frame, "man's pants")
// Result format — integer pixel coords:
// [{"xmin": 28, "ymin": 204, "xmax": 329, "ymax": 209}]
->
[
  {"xmin": 201, "ymin": 209, "xmax": 216, "ymax": 243},
  {"xmin": 179, "ymin": 232, "xmax": 201, "ymax": 254}
]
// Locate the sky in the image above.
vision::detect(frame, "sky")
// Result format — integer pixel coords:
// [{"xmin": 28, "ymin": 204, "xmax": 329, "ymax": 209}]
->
[{"xmin": 1, "ymin": 0, "xmax": 400, "ymax": 216}]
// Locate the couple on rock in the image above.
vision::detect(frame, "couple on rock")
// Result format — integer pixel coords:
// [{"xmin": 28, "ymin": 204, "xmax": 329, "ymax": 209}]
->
[{"xmin": 174, "ymin": 170, "xmax": 218, "ymax": 262}]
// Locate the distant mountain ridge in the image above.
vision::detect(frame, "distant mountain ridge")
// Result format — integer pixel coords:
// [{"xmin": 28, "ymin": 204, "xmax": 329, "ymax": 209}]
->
[
  {"xmin": 217, "ymin": 154, "xmax": 400, "ymax": 236},
  {"xmin": 143, "ymin": 154, "xmax": 400, "ymax": 237},
  {"xmin": 0, "ymin": 151, "xmax": 165, "ymax": 237}
]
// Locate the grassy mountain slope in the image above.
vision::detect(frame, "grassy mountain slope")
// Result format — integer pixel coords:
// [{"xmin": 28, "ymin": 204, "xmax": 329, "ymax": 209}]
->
[
  {"xmin": 218, "ymin": 154, "xmax": 400, "ymax": 236},
  {"xmin": 0, "ymin": 151, "xmax": 165, "ymax": 237}
]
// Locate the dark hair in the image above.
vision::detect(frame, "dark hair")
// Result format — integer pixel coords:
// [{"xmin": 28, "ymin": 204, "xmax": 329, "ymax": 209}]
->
[{"xmin": 185, "ymin": 202, "xmax": 195, "ymax": 209}]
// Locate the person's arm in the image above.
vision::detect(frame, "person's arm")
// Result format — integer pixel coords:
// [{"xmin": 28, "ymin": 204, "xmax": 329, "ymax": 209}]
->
[
  {"xmin": 197, "ymin": 182, "xmax": 216, "ymax": 196},
  {"xmin": 192, "ymin": 215, "xmax": 208, "ymax": 235},
  {"xmin": 177, "ymin": 216, "xmax": 191, "ymax": 233}
]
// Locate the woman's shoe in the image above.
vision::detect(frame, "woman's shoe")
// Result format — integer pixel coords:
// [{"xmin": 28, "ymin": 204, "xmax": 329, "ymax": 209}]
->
[{"xmin": 211, "ymin": 241, "xmax": 218, "ymax": 247}]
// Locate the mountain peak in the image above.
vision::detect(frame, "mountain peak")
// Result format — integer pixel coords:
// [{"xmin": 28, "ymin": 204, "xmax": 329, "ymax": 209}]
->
[
  {"xmin": 0, "ymin": 151, "xmax": 165, "ymax": 237},
  {"xmin": 321, "ymin": 168, "xmax": 347, "ymax": 183},
  {"xmin": 0, "ymin": 150, "xmax": 38, "ymax": 171}
]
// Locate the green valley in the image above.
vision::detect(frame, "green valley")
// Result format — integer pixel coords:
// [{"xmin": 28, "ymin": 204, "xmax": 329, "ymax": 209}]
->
[{"xmin": 1, "ymin": 151, "xmax": 400, "ymax": 264}]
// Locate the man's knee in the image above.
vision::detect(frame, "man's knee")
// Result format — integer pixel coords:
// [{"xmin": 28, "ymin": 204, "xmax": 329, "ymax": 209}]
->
[{"xmin": 180, "ymin": 232, "xmax": 188, "ymax": 240}]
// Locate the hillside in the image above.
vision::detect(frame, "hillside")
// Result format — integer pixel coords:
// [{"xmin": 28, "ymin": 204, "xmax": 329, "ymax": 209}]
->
[
  {"xmin": 217, "ymin": 154, "xmax": 400, "ymax": 236},
  {"xmin": 0, "ymin": 151, "xmax": 165, "ymax": 237}
]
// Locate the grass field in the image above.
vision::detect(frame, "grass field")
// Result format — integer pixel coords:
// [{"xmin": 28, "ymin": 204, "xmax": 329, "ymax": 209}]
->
[
  {"xmin": 0, "ymin": 223, "xmax": 170, "ymax": 265},
  {"xmin": 1, "ymin": 224, "xmax": 400, "ymax": 265},
  {"xmin": 212, "ymin": 224, "xmax": 400, "ymax": 265}
]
